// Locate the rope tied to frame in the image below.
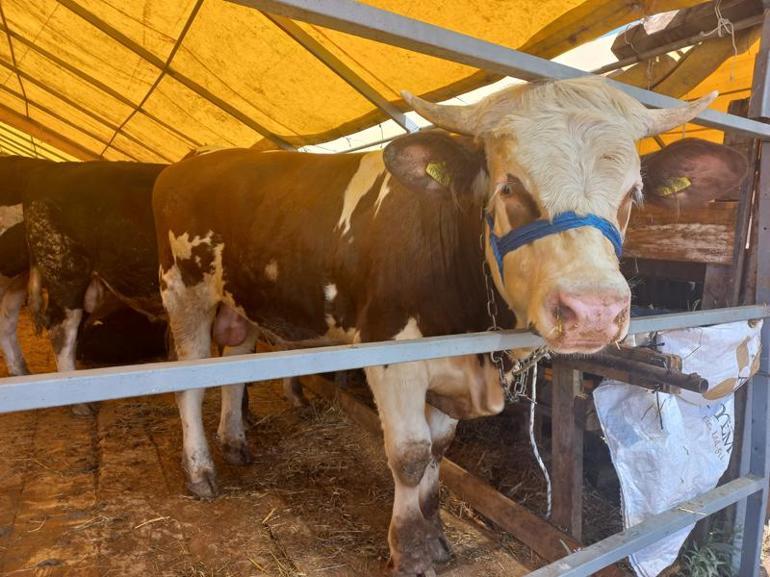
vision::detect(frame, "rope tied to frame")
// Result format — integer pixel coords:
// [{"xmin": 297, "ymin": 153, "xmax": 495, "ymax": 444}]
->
[{"xmin": 527, "ymin": 361, "xmax": 552, "ymax": 519}]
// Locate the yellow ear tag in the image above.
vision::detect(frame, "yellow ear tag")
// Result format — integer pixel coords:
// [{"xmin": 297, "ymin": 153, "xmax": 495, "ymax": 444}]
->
[
  {"xmin": 656, "ymin": 176, "xmax": 692, "ymax": 197},
  {"xmin": 426, "ymin": 161, "xmax": 451, "ymax": 187}
]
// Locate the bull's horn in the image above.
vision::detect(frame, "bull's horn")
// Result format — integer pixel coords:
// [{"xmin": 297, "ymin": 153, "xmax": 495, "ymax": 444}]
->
[
  {"xmin": 401, "ymin": 90, "xmax": 477, "ymax": 135},
  {"xmin": 643, "ymin": 91, "xmax": 718, "ymax": 137}
]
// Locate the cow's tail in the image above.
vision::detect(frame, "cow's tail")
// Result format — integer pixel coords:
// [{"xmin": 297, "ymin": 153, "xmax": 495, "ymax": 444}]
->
[{"xmin": 28, "ymin": 266, "xmax": 45, "ymax": 335}]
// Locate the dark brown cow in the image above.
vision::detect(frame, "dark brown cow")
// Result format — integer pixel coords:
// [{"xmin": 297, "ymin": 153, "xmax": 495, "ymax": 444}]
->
[
  {"xmin": 642, "ymin": 137, "xmax": 748, "ymax": 209},
  {"xmin": 153, "ymin": 77, "xmax": 726, "ymax": 576},
  {"xmin": 0, "ymin": 158, "xmax": 165, "ymax": 412}
]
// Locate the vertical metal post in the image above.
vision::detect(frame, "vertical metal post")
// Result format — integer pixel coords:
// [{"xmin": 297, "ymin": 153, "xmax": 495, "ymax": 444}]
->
[{"xmin": 739, "ymin": 8, "xmax": 770, "ymax": 576}]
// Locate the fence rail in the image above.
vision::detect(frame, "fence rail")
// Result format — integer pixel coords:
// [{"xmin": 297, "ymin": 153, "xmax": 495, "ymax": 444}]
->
[{"xmin": 1, "ymin": 305, "xmax": 767, "ymax": 414}]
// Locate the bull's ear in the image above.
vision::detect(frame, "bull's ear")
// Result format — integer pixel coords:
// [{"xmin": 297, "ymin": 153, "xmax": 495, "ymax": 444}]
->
[
  {"xmin": 642, "ymin": 138, "xmax": 748, "ymax": 209},
  {"xmin": 384, "ymin": 131, "xmax": 483, "ymax": 194}
]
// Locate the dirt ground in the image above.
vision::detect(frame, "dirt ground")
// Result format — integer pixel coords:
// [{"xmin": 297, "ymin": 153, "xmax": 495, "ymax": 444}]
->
[{"xmin": 0, "ymin": 312, "xmax": 536, "ymax": 577}]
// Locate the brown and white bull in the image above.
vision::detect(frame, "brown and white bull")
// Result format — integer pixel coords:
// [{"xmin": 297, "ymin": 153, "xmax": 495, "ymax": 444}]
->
[{"xmin": 152, "ymin": 77, "xmax": 715, "ymax": 576}]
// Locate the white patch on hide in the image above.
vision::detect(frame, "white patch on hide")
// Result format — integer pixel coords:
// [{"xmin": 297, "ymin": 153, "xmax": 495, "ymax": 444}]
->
[
  {"xmin": 264, "ymin": 260, "xmax": 279, "ymax": 282},
  {"xmin": 0, "ymin": 274, "xmax": 28, "ymax": 375},
  {"xmin": 394, "ymin": 317, "xmax": 422, "ymax": 340},
  {"xmin": 337, "ymin": 152, "xmax": 385, "ymax": 235},
  {"xmin": 324, "ymin": 313, "xmax": 359, "ymax": 343},
  {"xmin": 324, "ymin": 283, "xmax": 337, "ymax": 302},
  {"xmin": 373, "ymin": 174, "xmax": 391, "ymax": 216},
  {"xmin": 0, "ymin": 203, "xmax": 22, "ymax": 235},
  {"xmin": 54, "ymin": 308, "xmax": 83, "ymax": 373},
  {"xmin": 168, "ymin": 230, "xmax": 215, "ymax": 261}
]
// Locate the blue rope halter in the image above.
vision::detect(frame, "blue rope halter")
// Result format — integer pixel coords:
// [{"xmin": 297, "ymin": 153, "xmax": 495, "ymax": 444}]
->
[{"xmin": 486, "ymin": 211, "xmax": 623, "ymax": 278}]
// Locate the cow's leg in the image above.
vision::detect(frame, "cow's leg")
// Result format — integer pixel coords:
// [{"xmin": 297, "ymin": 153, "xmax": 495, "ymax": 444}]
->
[
  {"xmin": 48, "ymin": 304, "xmax": 88, "ymax": 415},
  {"xmin": 162, "ymin": 276, "xmax": 218, "ymax": 498},
  {"xmin": 367, "ymin": 362, "xmax": 436, "ymax": 577},
  {"xmin": 282, "ymin": 376, "xmax": 308, "ymax": 407},
  {"xmin": 420, "ymin": 405, "xmax": 457, "ymax": 563},
  {"xmin": 217, "ymin": 323, "xmax": 259, "ymax": 465},
  {"xmin": 0, "ymin": 274, "xmax": 28, "ymax": 376}
]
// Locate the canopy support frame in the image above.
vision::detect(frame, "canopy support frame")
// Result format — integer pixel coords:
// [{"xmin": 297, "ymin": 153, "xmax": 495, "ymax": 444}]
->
[
  {"xmin": 264, "ymin": 12, "xmax": 417, "ymax": 133},
  {"xmin": 228, "ymin": 0, "xmax": 770, "ymax": 140},
  {"xmin": 0, "ymin": 100, "xmax": 99, "ymax": 161},
  {"xmin": 57, "ymin": 0, "xmax": 297, "ymax": 151}
]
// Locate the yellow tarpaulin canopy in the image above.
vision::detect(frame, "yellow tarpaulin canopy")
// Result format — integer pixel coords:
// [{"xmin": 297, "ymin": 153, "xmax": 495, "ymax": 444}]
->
[{"xmin": 0, "ymin": 0, "xmax": 759, "ymax": 162}]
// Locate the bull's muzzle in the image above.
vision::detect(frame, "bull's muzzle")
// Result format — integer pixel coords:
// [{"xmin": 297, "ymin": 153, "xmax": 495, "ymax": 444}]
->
[{"xmin": 544, "ymin": 288, "xmax": 630, "ymax": 354}]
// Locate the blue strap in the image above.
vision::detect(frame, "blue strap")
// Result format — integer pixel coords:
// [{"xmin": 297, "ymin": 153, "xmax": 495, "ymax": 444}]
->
[{"xmin": 486, "ymin": 211, "xmax": 623, "ymax": 276}]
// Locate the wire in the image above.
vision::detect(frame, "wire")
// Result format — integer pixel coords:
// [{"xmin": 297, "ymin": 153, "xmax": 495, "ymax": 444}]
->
[{"xmin": 528, "ymin": 361, "xmax": 552, "ymax": 518}]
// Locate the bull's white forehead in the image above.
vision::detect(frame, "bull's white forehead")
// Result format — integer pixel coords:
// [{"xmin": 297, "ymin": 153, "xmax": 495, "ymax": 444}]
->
[{"xmin": 489, "ymin": 111, "xmax": 640, "ymax": 219}]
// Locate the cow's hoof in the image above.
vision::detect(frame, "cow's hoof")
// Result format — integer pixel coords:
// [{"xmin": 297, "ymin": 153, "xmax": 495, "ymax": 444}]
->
[
  {"xmin": 9, "ymin": 365, "xmax": 29, "ymax": 377},
  {"xmin": 392, "ymin": 565, "xmax": 436, "ymax": 577},
  {"xmin": 220, "ymin": 440, "xmax": 253, "ymax": 466},
  {"xmin": 282, "ymin": 377, "xmax": 308, "ymax": 408},
  {"xmin": 186, "ymin": 471, "xmax": 218, "ymax": 499},
  {"xmin": 427, "ymin": 533, "xmax": 452, "ymax": 563},
  {"xmin": 71, "ymin": 402, "xmax": 97, "ymax": 416},
  {"xmin": 289, "ymin": 393, "xmax": 309, "ymax": 409},
  {"xmin": 389, "ymin": 535, "xmax": 434, "ymax": 576}
]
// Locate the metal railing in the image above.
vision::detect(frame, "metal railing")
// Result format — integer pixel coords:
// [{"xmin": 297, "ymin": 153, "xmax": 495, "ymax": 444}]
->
[{"xmin": 1, "ymin": 305, "xmax": 767, "ymax": 414}]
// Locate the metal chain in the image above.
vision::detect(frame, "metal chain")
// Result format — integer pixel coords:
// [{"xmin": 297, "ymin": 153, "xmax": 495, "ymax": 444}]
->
[{"xmin": 479, "ymin": 208, "xmax": 550, "ymax": 403}]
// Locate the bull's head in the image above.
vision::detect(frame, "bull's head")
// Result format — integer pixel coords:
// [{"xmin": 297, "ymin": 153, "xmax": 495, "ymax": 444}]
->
[{"xmin": 402, "ymin": 77, "xmax": 716, "ymax": 354}]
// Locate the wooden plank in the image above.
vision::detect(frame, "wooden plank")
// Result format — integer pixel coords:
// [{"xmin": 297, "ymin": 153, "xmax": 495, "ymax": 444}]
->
[
  {"xmin": 703, "ymin": 98, "xmax": 758, "ymax": 309},
  {"xmin": 550, "ymin": 364, "xmax": 585, "ymax": 542},
  {"xmin": 611, "ymin": 0, "xmax": 761, "ymax": 59},
  {"xmin": 625, "ymin": 201, "xmax": 738, "ymax": 263},
  {"xmin": 301, "ymin": 375, "xmax": 624, "ymax": 577}
]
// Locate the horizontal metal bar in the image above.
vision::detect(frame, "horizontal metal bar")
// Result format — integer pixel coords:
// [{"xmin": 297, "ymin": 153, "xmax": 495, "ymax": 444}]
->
[
  {"xmin": 528, "ymin": 475, "xmax": 766, "ymax": 577},
  {"xmin": 0, "ymin": 331, "xmax": 541, "ymax": 413},
  {"xmin": 628, "ymin": 304, "xmax": 769, "ymax": 334},
  {"xmin": 1, "ymin": 306, "xmax": 768, "ymax": 414},
  {"xmin": 227, "ymin": 0, "xmax": 770, "ymax": 140},
  {"xmin": 265, "ymin": 13, "xmax": 417, "ymax": 132}
]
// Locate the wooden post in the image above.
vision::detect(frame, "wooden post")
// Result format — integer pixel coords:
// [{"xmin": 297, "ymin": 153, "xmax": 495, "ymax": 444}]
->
[
  {"xmin": 550, "ymin": 363, "xmax": 585, "ymax": 541},
  {"xmin": 702, "ymin": 98, "xmax": 758, "ymax": 309}
]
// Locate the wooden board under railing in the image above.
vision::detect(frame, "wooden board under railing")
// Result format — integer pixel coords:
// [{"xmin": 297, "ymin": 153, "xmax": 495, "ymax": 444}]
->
[{"xmin": 624, "ymin": 200, "xmax": 738, "ymax": 264}]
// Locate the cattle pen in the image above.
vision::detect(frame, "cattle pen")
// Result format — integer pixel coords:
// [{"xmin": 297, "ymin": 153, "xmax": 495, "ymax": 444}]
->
[{"xmin": 2, "ymin": 1, "xmax": 770, "ymax": 576}]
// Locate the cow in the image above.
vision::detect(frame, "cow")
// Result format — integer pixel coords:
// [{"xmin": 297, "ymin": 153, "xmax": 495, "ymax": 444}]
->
[
  {"xmin": 152, "ymin": 77, "xmax": 721, "ymax": 576},
  {"xmin": 0, "ymin": 157, "xmax": 169, "ymax": 377},
  {"xmin": 641, "ymin": 137, "xmax": 748, "ymax": 209},
  {"xmin": 0, "ymin": 158, "xmax": 166, "ymax": 414}
]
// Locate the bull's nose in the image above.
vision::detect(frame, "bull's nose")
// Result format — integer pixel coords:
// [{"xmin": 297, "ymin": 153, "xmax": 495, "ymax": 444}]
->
[{"xmin": 552, "ymin": 290, "xmax": 630, "ymax": 337}]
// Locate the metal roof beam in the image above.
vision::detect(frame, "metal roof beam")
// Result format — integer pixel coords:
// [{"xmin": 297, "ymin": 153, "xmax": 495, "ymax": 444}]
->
[
  {"xmin": 0, "ymin": 59, "xmax": 172, "ymax": 161},
  {"xmin": 0, "ymin": 24, "xmax": 196, "ymax": 152},
  {"xmin": 0, "ymin": 125, "xmax": 73, "ymax": 161},
  {"xmin": 98, "ymin": 0, "xmax": 204, "ymax": 156},
  {"xmin": 57, "ymin": 0, "xmax": 297, "ymax": 151},
  {"xmin": 0, "ymin": 101, "xmax": 100, "ymax": 160},
  {"xmin": 0, "ymin": 84, "xmax": 140, "ymax": 161},
  {"xmin": 228, "ymin": 0, "xmax": 770, "ymax": 140},
  {"xmin": 264, "ymin": 13, "xmax": 416, "ymax": 132},
  {"xmin": 0, "ymin": 132, "xmax": 37, "ymax": 157}
]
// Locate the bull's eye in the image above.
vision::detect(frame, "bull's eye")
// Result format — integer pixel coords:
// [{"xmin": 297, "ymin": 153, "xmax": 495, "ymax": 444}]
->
[{"xmin": 496, "ymin": 174, "xmax": 525, "ymax": 198}]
